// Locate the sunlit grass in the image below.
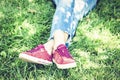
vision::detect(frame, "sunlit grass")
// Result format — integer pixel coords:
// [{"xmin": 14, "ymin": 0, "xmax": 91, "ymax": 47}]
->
[
  {"xmin": 0, "ymin": 12, "xmax": 4, "ymax": 19},
  {"xmin": 78, "ymin": 24, "xmax": 120, "ymax": 49},
  {"xmin": 15, "ymin": 19, "xmax": 37, "ymax": 38}
]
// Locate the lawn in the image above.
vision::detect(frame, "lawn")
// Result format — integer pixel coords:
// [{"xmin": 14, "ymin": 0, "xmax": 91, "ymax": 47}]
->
[{"xmin": 0, "ymin": 0, "xmax": 120, "ymax": 80}]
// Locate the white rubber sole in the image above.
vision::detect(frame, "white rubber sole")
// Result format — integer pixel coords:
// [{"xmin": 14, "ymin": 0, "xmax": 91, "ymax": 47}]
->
[
  {"xmin": 53, "ymin": 59, "xmax": 77, "ymax": 69},
  {"xmin": 19, "ymin": 53, "xmax": 52, "ymax": 65}
]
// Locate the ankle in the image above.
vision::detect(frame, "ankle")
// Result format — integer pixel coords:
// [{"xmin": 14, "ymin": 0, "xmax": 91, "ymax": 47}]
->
[
  {"xmin": 44, "ymin": 44, "xmax": 53, "ymax": 55},
  {"xmin": 43, "ymin": 40, "xmax": 54, "ymax": 55}
]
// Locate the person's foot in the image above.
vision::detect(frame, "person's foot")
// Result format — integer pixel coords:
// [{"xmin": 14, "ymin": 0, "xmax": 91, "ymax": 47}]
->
[
  {"xmin": 53, "ymin": 44, "xmax": 76, "ymax": 69},
  {"xmin": 19, "ymin": 44, "xmax": 52, "ymax": 65}
]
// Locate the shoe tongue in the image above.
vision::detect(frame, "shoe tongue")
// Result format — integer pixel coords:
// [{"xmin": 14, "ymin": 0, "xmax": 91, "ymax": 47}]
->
[
  {"xmin": 38, "ymin": 44, "xmax": 44, "ymax": 48},
  {"xmin": 57, "ymin": 44, "xmax": 66, "ymax": 49},
  {"xmin": 57, "ymin": 44, "xmax": 71, "ymax": 57},
  {"xmin": 27, "ymin": 44, "xmax": 44, "ymax": 53}
]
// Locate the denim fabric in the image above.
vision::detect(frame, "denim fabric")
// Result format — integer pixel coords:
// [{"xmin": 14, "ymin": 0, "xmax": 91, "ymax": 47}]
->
[{"xmin": 49, "ymin": 0, "xmax": 97, "ymax": 46}]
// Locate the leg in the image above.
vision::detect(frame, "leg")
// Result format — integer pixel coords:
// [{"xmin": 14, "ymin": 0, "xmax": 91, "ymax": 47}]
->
[
  {"xmin": 49, "ymin": 0, "xmax": 74, "ymax": 49},
  {"xmin": 50, "ymin": 0, "xmax": 77, "ymax": 69},
  {"xmin": 50, "ymin": 0, "xmax": 97, "ymax": 47},
  {"xmin": 44, "ymin": 39, "xmax": 54, "ymax": 55},
  {"xmin": 53, "ymin": 30, "xmax": 68, "ymax": 50},
  {"xmin": 50, "ymin": 0, "xmax": 97, "ymax": 69},
  {"xmin": 68, "ymin": 0, "xmax": 98, "ymax": 45}
]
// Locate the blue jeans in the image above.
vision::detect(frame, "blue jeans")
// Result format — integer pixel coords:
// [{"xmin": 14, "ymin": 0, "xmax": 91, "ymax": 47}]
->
[{"xmin": 49, "ymin": 0, "xmax": 97, "ymax": 46}]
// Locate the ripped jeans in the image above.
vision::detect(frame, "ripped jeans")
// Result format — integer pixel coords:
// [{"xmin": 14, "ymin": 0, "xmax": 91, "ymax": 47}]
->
[{"xmin": 49, "ymin": 0, "xmax": 97, "ymax": 46}]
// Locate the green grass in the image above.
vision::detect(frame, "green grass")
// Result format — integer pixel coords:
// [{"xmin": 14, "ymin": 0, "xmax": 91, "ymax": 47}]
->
[{"xmin": 0, "ymin": 0, "xmax": 120, "ymax": 80}]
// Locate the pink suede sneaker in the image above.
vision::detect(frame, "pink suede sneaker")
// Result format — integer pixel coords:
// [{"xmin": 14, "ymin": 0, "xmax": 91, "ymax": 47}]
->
[
  {"xmin": 53, "ymin": 44, "xmax": 76, "ymax": 69},
  {"xmin": 19, "ymin": 44, "xmax": 52, "ymax": 65}
]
